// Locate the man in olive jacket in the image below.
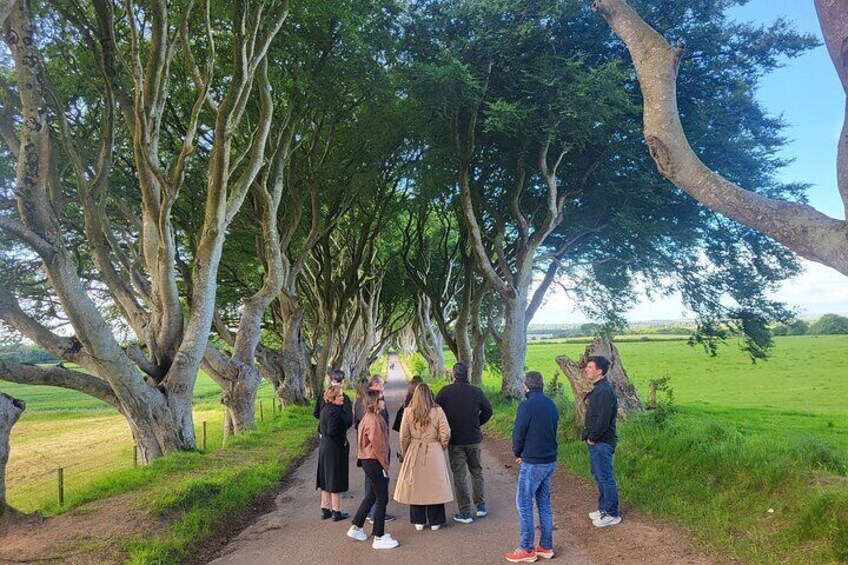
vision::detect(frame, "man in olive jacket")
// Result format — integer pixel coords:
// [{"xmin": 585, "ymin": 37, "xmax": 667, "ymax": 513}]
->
[{"xmin": 582, "ymin": 355, "xmax": 621, "ymax": 527}]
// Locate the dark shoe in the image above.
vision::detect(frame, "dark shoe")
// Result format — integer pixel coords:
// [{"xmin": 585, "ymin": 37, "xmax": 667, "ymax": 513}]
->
[
  {"xmin": 476, "ymin": 504, "xmax": 487, "ymax": 518},
  {"xmin": 321, "ymin": 508, "xmax": 332, "ymax": 520},
  {"xmin": 453, "ymin": 512, "xmax": 473, "ymax": 524},
  {"xmin": 332, "ymin": 510, "xmax": 349, "ymax": 521},
  {"xmin": 367, "ymin": 512, "xmax": 396, "ymax": 524}
]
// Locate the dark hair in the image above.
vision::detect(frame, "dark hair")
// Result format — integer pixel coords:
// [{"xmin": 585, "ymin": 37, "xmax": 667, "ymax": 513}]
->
[
  {"xmin": 330, "ymin": 369, "xmax": 345, "ymax": 383},
  {"xmin": 452, "ymin": 362, "xmax": 469, "ymax": 382},
  {"xmin": 355, "ymin": 376, "xmax": 370, "ymax": 399},
  {"xmin": 404, "ymin": 375, "xmax": 424, "ymax": 407},
  {"xmin": 364, "ymin": 390, "xmax": 383, "ymax": 413},
  {"xmin": 524, "ymin": 371, "xmax": 544, "ymax": 391},
  {"xmin": 586, "ymin": 355, "xmax": 610, "ymax": 376}
]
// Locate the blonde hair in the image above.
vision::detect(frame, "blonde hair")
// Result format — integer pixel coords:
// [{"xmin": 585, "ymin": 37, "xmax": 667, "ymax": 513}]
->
[
  {"xmin": 407, "ymin": 383, "xmax": 436, "ymax": 430},
  {"xmin": 323, "ymin": 386, "xmax": 343, "ymax": 404}
]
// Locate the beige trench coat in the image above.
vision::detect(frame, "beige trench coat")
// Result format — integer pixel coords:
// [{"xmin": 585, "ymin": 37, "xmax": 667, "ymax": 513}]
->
[{"xmin": 393, "ymin": 406, "xmax": 454, "ymax": 505}]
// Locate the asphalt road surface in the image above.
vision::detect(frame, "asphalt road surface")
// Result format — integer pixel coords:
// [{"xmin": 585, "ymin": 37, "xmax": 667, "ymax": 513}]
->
[{"xmin": 207, "ymin": 356, "xmax": 595, "ymax": 565}]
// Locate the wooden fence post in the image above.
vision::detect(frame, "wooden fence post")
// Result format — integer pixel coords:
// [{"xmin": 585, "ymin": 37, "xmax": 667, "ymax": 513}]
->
[
  {"xmin": 202, "ymin": 420, "xmax": 207, "ymax": 451},
  {"xmin": 57, "ymin": 467, "xmax": 64, "ymax": 506},
  {"xmin": 259, "ymin": 400, "xmax": 264, "ymax": 423},
  {"xmin": 133, "ymin": 445, "xmax": 138, "ymax": 468}
]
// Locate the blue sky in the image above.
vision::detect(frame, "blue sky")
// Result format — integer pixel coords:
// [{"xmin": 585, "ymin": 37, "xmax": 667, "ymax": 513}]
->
[{"xmin": 535, "ymin": 0, "xmax": 848, "ymax": 324}]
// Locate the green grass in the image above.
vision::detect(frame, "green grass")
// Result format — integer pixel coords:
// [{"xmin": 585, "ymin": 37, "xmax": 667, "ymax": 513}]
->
[
  {"xmin": 4, "ymin": 371, "xmax": 287, "ymax": 512},
  {"xmin": 414, "ymin": 335, "xmax": 848, "ymax": 563},
  {"xmin": 118, "ymin": 407, "xmax": 315, "ymax": 564}
]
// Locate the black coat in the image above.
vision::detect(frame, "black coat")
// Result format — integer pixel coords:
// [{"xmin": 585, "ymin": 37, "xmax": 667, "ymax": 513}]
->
[
  {"xmin": 582, "ymin": 377, "xmax": 618, "ymax": 445},
  {"xmin": 435, "ymin": 379, "xmax": 493, "ymax": 445},
  {"xmin": 316, "ymin": 403, "xmax": 350, "ymax": 493},
  {"xmin": 314, "ymin": 393, "xmax": 353, "ymax": 430}
]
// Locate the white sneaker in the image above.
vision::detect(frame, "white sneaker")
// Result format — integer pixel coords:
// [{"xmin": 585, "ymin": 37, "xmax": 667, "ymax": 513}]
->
[
  {"xmin": 430, "ymin": 524, "xmax": 441, "ymax": 531},
  {"xmin": 589, "ymin": 510, "xmax": 602, "ymax": 521},
  {"xmin": 346, "ymin": 525, "xmax": 368, "ymax": 541},
  {"xmin": 372, "ymin": 533, "xmax": 399, "ymax": 549},
  {"xmin": 414, "ymin": 524, "xmax": 425, "ymax": 531},
  {"xmin": 593, "ymin": 513, "xmax": 622, "ymax": 528}
]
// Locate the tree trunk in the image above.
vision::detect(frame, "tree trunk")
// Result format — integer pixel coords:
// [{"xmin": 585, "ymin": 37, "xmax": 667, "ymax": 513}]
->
[
  {"xmin": 275, "ymin": 294, "xmax": 309, "ymax": 405},
  {"xmin": 499, "ymin": 294, "xmax": 527, "ymax": 399},
  {"xmin": 469, "ymin": 284, "xmax": 488, "ymax": 386},
  {"xmin": 556, "ymin": 337, "xmax": 645, "ymax": 424},
  {"xmin": 0, "ymin": 393, "xmax": 25, "ymax": 518},
  {"xmin": 220, "ymin": 365, "xmax": 261, "ymax": 435}
]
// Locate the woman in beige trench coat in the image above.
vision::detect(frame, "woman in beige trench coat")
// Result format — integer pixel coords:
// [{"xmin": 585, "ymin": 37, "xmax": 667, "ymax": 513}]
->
[{"xmin": 393, "ymin": 383, "xmax": 453, "ymax": 530}]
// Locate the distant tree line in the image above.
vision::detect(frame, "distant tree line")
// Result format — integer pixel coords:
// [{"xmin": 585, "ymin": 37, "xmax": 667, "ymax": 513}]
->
[{"xmin": 771, "ymin": 314, "xmax": 848, "ymax": 337}]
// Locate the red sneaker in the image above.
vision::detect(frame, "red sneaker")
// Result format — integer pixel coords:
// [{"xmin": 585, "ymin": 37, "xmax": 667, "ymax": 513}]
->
[
  {"xmin": 504, "ymin": 548, "xmax": 538, "ymax": 563},
  {"xmin": 535, "ymin": 546, "xmax": 554, "ymax": 559}
]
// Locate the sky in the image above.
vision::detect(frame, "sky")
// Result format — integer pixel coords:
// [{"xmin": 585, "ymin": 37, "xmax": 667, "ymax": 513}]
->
[{"xmin": 533, "ymin": 0, "xmax": 848, "ymax": 325}]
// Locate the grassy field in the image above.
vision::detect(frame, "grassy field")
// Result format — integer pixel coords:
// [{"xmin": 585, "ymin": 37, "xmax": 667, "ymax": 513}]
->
[
  {"xmin": 522, "ymin": 335, "xmax": 848, "ymax": 450},
  {"xmin": 421, "ymin": 334, "xmax": 848, "ymax": 563},
  {"xmin": 3, "ymin": 371, "xmax": 286, "ymax": 513}
]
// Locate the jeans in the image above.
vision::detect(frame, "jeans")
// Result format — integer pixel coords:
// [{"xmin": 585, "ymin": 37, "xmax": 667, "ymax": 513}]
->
[
  {"xmin": 353, "ymin": 460, "xmax": 389, "ymax": 537},
  {"xmin": 516, "ymin": 461, "xmax": 556, "ymax": 551},
  {"xmin": 588, "ymin": 442, "xmax": 619, "ymax": 517},
  {"xmin": 448, "ymin": 444, "xmax": 484, "ymax": 514}
]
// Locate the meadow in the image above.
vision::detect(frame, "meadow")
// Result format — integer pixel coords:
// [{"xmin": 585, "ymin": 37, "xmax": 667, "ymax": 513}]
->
[
  {"xmin": 467, "ymin": 335, "xmax": 848, "ymax": 564},
  {"xmin": 4, "ymin": 371, "xmax": 286, "ymax": 513}
]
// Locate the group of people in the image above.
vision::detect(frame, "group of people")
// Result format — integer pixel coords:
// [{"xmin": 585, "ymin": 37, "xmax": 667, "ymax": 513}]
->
[
  {"xmin": 503, "ymin": 355, "xmax": 620, "ymax": 563},
  {"xmin": 312, "ymin": 355, "xmax": 621, "ymax": 563}
]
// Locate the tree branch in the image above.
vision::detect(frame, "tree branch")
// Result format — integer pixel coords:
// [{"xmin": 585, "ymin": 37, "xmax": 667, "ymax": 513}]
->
[
  {"xmin": 592, "ymin": 0, "xmax": 848, "ymax": 275},
  {"xmin": 0, "ymin": 359, "xmax": 120, "ymax": 410}
]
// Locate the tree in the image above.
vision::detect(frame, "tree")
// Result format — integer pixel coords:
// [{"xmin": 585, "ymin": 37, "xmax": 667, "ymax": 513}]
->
[
  {"xmin": 808, "ymin": 313, "xmax": 848, "ymax": 335},
  {"xmin": 0, "ymin": 392, "xmax": 24, "ymax": 522},
  {"xmin": 0, "ymin": 0, "xmax": 290, "ymax": 461},
  {"xmin": 592, "ymin": 0, "xmax": 848, "ymax": 276},
  {"xmin": 404, "ymin": 0, "xmax": 804, "ymax": 397}
]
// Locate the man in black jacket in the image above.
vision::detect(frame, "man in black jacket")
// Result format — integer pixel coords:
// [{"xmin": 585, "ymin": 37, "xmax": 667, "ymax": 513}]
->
[
  {"xmin": 435, "ymin": 361, "xmax": 493, "ymax": 524},
  {"xmin": 504, "ymin": 371, "xmax": 559, "ymax": 563},
  {"xmin": 582, "ymin": 355, "xmax": 621, "ymax": 527}
]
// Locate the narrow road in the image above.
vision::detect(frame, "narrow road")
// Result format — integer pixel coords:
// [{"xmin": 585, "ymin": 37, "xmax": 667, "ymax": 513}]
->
[{"xmin": 207, "ymin": 356, "xmax": 596, "ymax": 565}]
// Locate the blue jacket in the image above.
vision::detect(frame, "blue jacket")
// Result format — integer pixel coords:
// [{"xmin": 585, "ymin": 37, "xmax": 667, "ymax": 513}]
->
[{"xmin": 512, "ymin": 390, "xmax": 559, "ymax": 464}]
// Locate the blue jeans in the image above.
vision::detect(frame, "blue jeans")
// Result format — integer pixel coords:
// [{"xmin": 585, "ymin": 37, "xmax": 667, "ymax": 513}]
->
[
  {"xmin": 588, "ymin": 442, "xmax": 619, "ymax": 517},
  {"xmin": 516, "ymin": 461, "xmax": 556, "ymax": 551}
]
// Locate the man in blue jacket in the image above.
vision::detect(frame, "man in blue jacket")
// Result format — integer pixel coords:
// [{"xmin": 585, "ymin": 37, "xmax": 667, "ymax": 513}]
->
[
  {"xmin": 504, "ymin": 371, "xmax": 559, "ymax": 563},
  {"xmin": 582, "ymin": 355, "xmax": 621, "ymax": 528}
]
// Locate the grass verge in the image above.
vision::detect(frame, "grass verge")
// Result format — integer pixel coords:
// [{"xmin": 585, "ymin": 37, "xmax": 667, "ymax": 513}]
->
[{"xmin": 404, "ymin": 351, "xmax": 848, "ymax": 564}]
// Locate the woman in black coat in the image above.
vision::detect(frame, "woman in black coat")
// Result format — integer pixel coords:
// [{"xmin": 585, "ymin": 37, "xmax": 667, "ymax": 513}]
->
[{"xmin": 317, "ymin": 386, "xmax": 350, "ymax": 521}]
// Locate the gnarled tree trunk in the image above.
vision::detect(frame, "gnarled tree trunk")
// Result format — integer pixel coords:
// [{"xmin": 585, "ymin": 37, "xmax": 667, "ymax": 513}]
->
[
  {"xmin": 0, "ymin": 392, "xmax": 25, "ymax": 520},
  {"xmin": 556, "ymin": 337, "xmax": 644, "ymax": 424}
]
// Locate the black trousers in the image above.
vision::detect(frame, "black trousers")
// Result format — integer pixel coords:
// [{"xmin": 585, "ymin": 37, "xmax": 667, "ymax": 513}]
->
[
  {"xmin": 410, "ymin": 503, "xmax": 446, "ymax": 526},
  {"xmin": 353, "ymin": 459, "xmax": 389, "ymax": 537}
]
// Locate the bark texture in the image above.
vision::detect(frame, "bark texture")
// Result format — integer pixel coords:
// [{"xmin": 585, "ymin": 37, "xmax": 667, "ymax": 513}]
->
[
  {"xmin": 592, "ymin": 0, "xmax": 848, "ymax": 275},
  {"xmin": 556, "ymin": 337, "xmax": 644, "ymax": 424},
  {"xmin": 0, "ymin": 392, "xmax": 25, "ymax": 517}
]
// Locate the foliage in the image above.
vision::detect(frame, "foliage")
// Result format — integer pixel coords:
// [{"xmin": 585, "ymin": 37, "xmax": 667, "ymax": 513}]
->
[
  {"xmin": 647, "ymin": 375, "xmax": 676, "ymax": 425},
  {"xmin": 808, "ymin": 314, "xmax": 848, "ymax": 336},
  {"xmin": 770, "ymin": 318, "xmax": 810, "ymax": 336},
  {"xmin": 0, "ymin": 344, "xmax": 59, "ymax": 365}
]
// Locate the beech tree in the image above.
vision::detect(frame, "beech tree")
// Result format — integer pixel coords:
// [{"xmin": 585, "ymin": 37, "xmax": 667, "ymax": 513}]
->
[
  {"xmin": 592, "ymin": 0, "xmax": 848, "ymax": 276},
  {"xmin": 404, "ymin": 0, "xmax": 811, "ymax": 397},
  {"xmin": 0, "ymin": 0, "xmax": 290, "ymax": 461}
]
